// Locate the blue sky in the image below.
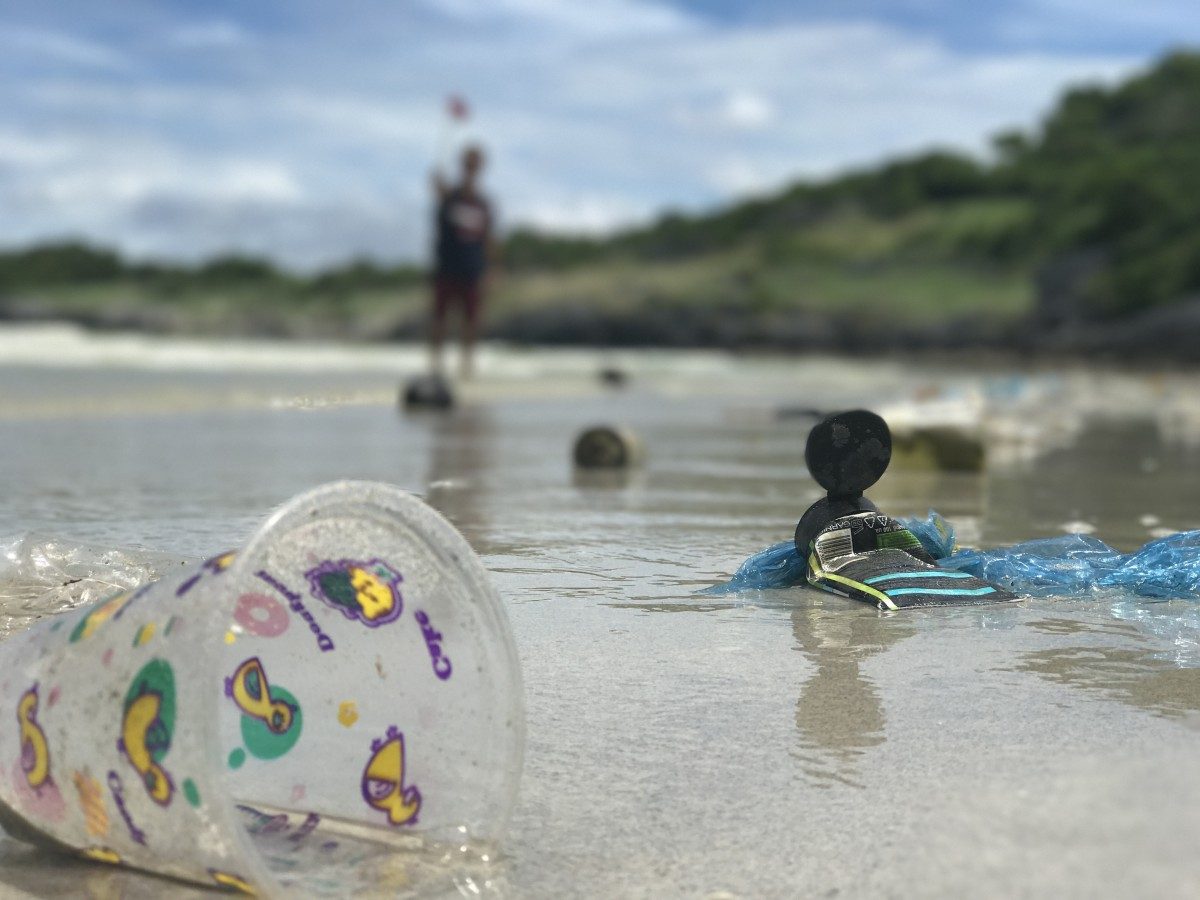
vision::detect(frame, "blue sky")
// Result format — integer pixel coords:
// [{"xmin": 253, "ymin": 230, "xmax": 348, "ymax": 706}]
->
[{"xmin": 1, "ymin": 0, "xmax": 1197, "ymax": 269}]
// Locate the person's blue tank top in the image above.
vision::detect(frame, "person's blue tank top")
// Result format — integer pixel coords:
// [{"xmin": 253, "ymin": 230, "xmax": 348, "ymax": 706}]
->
[{"xmin": 435, "ymin": 188, "xmax": 490, "ymax": 279}]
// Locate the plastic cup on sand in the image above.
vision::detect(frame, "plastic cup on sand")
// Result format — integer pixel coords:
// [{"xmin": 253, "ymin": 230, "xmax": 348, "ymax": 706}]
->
[{"xmin": 0, "ymin": 482, "xmax": 524, "ymax": 896}]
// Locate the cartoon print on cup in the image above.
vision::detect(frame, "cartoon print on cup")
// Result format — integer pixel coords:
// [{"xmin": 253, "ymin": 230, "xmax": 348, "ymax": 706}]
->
[
  {"xmin": 306, "ymin": 559, "xmax": 403, "ymax": 628},
  {"xmin": 361, "ymin": 726, "xmax": 421, "ymax": 826},
  {"xmin": 225, "ymin": 658, "xmax": 303, "ymax": 767},
  {"xmin": 11, "ymin": 684, "xmax": 66, "ymax": 821},
  {"xmin": 233, "ymin": 593, "xmax": 289, "ymax": 638},
  {"xmin": 225, "ymin": 658, "xmax": 297, "ymax": 736},
  {"xmin": 70, "ymin": 592, "xmax": 131, "ymax": 643},
  {"xmin": 81, "ymin": 846, "xmax": 122, "ymax": 865},
  {"xmin": 69, "ymin": 584, "xmax": 151, "ymax": 643},
  {"xmin": 415, "ymin": 610, "xmax": 452, "ymax": 680},
  {"xmin": 209, "ymin": 868, "xmax": 257, "ymax": 895},
  {"xmin": 73, "ymin": 770, "xmax": 110, "ymax": 838},
  {"xmin": 17, "ymin": 684, "xmax": 51, "ymax": 790},
  {"xmin": 117, "ymin": 659, "xmax": 176, "ymax": 806},
  {"xmin": 176, "ymin": 551, "xmax": 237, "ymax": 598}
]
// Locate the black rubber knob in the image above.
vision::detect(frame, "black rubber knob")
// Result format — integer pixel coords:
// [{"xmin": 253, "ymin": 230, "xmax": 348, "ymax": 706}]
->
[
  {"xmin": 794, "ymin": 495, "xmax": 878, "ymax": 557},
  {"xmin": 804, "ymin": 409, "xmax": 891, "ymax": 498}
]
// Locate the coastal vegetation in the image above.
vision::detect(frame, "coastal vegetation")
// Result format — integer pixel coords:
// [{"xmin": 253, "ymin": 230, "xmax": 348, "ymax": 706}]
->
[{"xmin": 3, "ymin": 51, "xmax": 1200, "ymax": 351}]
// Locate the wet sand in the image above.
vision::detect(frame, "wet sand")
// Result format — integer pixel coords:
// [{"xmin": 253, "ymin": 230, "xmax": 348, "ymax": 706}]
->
[{"xmin": 1, "ymin": 340, "xmax": 1198, "ymax": 897}]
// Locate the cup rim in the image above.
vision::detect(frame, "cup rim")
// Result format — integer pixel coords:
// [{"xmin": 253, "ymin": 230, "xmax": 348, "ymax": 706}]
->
[{"xmin": 201, "ymin": 480, "xmax": 525, "ymax": 894}]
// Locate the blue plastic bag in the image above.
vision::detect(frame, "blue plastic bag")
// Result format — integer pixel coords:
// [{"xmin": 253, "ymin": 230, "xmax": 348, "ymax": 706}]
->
[
  {"xmin": 897, "ymin": 510, "xmax": 957, "ymax": 560},
  {"xmin": 946, "ymin": 529, "xmax": 1200, "ymax": 600},
  {"xmin": 707, "ymin": 510, "xmax": 1200, "ymax": 601},
  {"xmin": 704, "ymin": 540, "xmax": 806, "ymax": 594}
]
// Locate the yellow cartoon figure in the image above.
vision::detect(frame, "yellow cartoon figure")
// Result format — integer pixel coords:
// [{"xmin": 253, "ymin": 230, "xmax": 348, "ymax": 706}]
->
[
  {"xmin": 69, "ymin": 590, "xmax": 133, "ymax": 643},
  {"xmin": 350, "ymin": 567, "xmax": 396, "ymax": 621},
  {"xmin": 117, "ymin": 660, "xmax": 176, "ymax": 806},
  {"xmin": 361, "ymin": 726, "xmax": 421, "ymax": 826},
  {"xmin": 210, "ymin": 869, "xmax": 258, "ymax": 895},
  {"xmin": 209, "ymin": 551, "xmax": 236, "ymax": 572},
  {"xmin": 17, "ymin": 686, "xmax": 50, "ymax": 790},
  {"xmin": 120, "ymin": 694, "xmax": 173, "ymax": 804},
  {"xmin": 225, "ymin": 658, "xmax": 295, "ymax": 735},
  {"xmin": 81, "ymin": 846, "xmax": 122, "ymax": 865},
  {"xmin": 307, "ymin": 559, "xmax": 403, "ymax": 628},
  {"xmin": 73, "ymin": 770, "xmax": 109, "ymax": 838}
]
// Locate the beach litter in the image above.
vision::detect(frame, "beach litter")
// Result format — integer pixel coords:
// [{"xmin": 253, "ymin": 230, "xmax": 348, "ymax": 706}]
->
[
  {"xmin": 788, "ymin": 410, "xmax": 1013, "ymax": 609},
  {"xmin": 573, "ymin": 425, "xmax": 644, "ymax": 469},
  {"xmin": 0, "ymin": 482, "xmax": 523, "ymax": 896},
  {"xmin": 711, "ymin": 509, "xmax": 1200, "ymax": 606},
  {"xmin": 402, "ymin": 373, "xmax": 455, "ymax": 411}
]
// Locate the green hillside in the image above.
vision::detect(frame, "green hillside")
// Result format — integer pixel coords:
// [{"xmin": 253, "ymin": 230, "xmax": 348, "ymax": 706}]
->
[
  {"xmin": 501, "ymin": 50, "xmax": 1200, "ymax": 331},
  {"xmin": 3, "ymin": 51, "xmax": 1200, "ymax": 344}
]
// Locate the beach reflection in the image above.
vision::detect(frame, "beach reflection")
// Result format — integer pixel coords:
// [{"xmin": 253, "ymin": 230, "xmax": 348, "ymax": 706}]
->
[
  {"xmin": 790, "ymin": 599, "xmax": 914, "ymax": 788},
  {"xmin": 422, "ymin": 407, "xmax": 496, "ymax": 553},
  {"xmin": 1013, "ymin": 616, "xmax": 1200, "ymax": 721}
]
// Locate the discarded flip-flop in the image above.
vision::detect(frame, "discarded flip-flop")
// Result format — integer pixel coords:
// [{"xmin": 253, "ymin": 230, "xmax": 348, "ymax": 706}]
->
[{"xmin": 797, "ymin": 411, "xmax": 1014, "ymax": 610}]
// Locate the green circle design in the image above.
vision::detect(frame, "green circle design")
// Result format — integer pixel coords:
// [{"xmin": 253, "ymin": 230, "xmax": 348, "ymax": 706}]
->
[
  {"xmin": 228, "ymin": 748, "xmax": 246, "ymax": 769},
  {"xmin": 240, "ymin": 686, "xmax": 302, "ymax": 761},
  {"xmin": 123, "ymin": 659, "xmax": 176, "ymax": 763},
  {"xmin": 183, "ymin": 778, "xmax": 201, "ymax": 807}
]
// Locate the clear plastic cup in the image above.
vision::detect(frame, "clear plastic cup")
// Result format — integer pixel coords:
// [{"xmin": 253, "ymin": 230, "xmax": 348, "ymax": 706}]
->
[{"xmin": 0, "ymin": 481, "xmax": 524, "ymax": 896}]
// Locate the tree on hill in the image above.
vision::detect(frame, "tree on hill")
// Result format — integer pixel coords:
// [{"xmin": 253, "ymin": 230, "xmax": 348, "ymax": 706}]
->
[
  {"xmin": 0, "ymin": 242, "xmax": 122, "ymax": 288},
  {"xmin": 1003, "ymin": 52, "xmax": 1200, "ymax": 320},
  {"xmin": 5, "ymin": 50, "xmax": 1200, "ymax": 334}
]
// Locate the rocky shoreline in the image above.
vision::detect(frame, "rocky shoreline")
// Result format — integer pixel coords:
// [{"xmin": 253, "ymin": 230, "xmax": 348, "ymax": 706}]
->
[
  {"xmin": 489, "ymin": 299, "xmax": 1200, "ymax": 362},
  {"xmin": 2, "ymin": 293, "xmax": 1198, "ymax": 363}
]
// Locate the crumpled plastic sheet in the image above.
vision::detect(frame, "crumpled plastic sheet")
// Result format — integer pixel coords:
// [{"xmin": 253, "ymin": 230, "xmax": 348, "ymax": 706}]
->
[
  {"xmin": 946, "ymin": 529, "xmax": 1200, "ymax": 600},
  {"xmin": 898, "ymin": 511, "xmax": 958, "ymax": 561},
  {"xmin": 703, "ymin": 540, "xmax": 807, "ymax": 594},
  {"xmin": 706, "ymin": 510, "xmax": 1200, "ymax": 602},
  {"xmin": 0, "ymin": 534, "xmax": 192, "ymax": 638}
]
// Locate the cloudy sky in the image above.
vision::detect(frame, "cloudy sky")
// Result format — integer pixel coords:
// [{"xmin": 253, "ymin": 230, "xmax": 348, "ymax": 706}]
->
[{"xmin": 2, "ymin": 0, "xmax": 1197, "ymax": 269}]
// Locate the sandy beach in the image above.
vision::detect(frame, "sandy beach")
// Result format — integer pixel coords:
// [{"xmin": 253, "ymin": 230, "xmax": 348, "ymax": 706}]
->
[{"xmin": 1, "ymin": 330, "xmax": 1199, "ymax": 898}]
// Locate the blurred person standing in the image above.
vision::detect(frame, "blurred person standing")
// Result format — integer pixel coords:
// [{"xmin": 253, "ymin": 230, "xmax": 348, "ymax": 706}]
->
[{"xmin": 430, "ymin": 144, "xmax": 495, "ymax": 379}]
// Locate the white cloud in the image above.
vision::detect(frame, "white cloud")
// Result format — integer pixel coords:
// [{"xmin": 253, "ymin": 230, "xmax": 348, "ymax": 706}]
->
[
  {"xmin": 0, "ymin": 25, "xmax": 129, "ymax": 71},
  {"xmin": 515, "ymin": 195, "xmax": 653, "ymax": 235},
  {"xmin": 169, "ymin": 20, "xmax": 251, "ymax": 50},
  {"xmin": 671, "ymin": 90, "xmax": 776, "ymax": 133},
  {"xmin": 10, "ymin": 134, "xmax": 302, "ymax": 208},
  {"xmin": 0, "ymin": 1, "xmax": 1150, "ymax": 267},
  {"xmin": 1000, "ymin": 0, "xmax": 1200, "ymax": 41},
  {"xmin": 275, "ymin": 93, "xmax": 436, "ymax": 148},
  {"xmin": 719, "ymin": 91, "xmax": 775, "ymax": 130},
  {"xmin": 0, "ymin": 131, "xmax": 77, "ymax": 166},
  {"xmin": 418, "ymin": 0, "xmax": 695, "ymax": 41},
  {"xmin": 704, "ymin": 158, "xmax": 776, "ymax": 195}
]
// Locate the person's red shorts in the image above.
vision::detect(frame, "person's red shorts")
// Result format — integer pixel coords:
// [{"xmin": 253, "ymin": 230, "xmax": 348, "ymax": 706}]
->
[{"xmin": 432, "ymin": 275, "xmax": 484, "ymax": 326}]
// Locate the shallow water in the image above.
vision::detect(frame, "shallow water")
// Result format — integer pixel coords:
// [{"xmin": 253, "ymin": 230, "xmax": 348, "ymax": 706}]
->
[{"xmin": 1, "ymin": 337, "xmax": 1199, "ymax": 897}]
